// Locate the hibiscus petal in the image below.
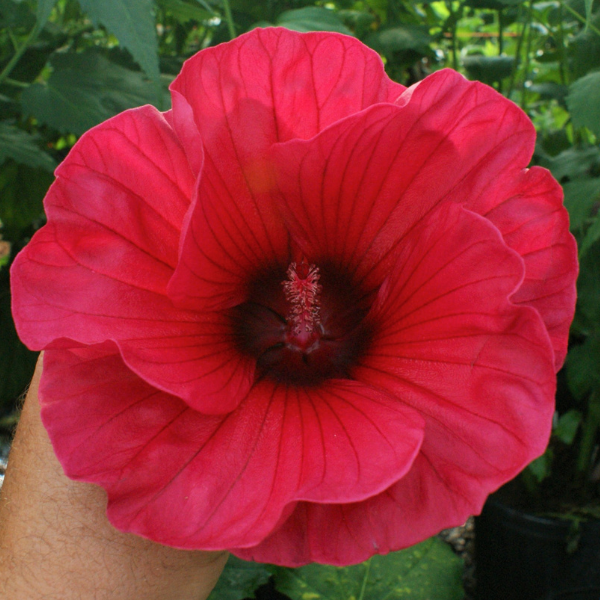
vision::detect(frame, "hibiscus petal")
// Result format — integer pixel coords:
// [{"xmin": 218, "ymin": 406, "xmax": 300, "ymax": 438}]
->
[
  {"xmin": 233, "ymin": 452, "xmax": 486, "ymax": 566},
  {"xmin": 10, "ymin": 107, "xmax": 253, "ymax": 413},
  {"xmin": 357, "ymin": 202, "xmax": 555, "ymax": 475},
  {"xmin": 41, "ymin": 346, "xmax": 424, "ymax": 550},
  {"xmin": 12, "ymin": 105, "xmax": 193, "ymax": 346},
  {"xmin": 166, "ymin": 149, "xmax": 291, "ymax": 311},
  {"xmin": 271, "ymin": 69, "xmax": 566, "ymax": 314},
  {"xmin": 170, "ymin": 27, "xmax": 405, "ymax": 150},
  {"xmin": 235, "ymin": 204, "xmax": 556, "ymax": 567},
  {"xmin": 465, "ymin": 165, "xmax": 577, "ymax": 370},
  {"xmin": 167, "ymin": 28, "xmax": 405, "ymax": 312}
]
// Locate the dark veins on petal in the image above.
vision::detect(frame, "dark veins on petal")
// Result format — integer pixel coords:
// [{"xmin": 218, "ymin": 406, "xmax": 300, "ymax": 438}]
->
[{"xmin": 230, "ymin": 261, "xmax": 373, "ymax": 386}]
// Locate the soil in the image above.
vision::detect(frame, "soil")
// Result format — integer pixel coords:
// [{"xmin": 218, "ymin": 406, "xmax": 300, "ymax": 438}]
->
[{"xmin": 439, "ymin": 519, "xmax": 476, "ymax": 600}]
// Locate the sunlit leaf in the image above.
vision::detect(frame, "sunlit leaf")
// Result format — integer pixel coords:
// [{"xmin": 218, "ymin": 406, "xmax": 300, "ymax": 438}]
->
[
  {"xmin": 76, "ymin": 0, "xmax": 159, "ymax": 80},
  {"xmin": 0, "ymin": 123, "xmax": 56, "ymax": 172},
  {"xmin": 272, "ymin": 538, "xmax": 463, "ymax": 600},
  {"xmin": 21, "ymin": 50, "xmax": 160, "ymax": 135}
]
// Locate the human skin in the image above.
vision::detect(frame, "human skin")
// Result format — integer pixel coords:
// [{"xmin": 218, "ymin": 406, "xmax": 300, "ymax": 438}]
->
[{"xmin": 0, "ymin": 355, "xmax": 228, "ymax": 600}]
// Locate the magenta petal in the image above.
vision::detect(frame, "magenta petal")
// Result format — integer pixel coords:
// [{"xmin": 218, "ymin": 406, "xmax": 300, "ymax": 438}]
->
[
  {"xmin": 234, "ymin": 204, "xmax": 556, "ymax": 566},
  {"xmin": 10, "ymin": 106, "xmax": 255, "ymax": 412},
  {"xmin": 41, "ymin": 346, "xmax": 424, "ymax": 549},
  {"xmin": 272, "ymin": 69, "xmax": 539, "ymax": 291},
  {"xmin": 118, "ymin": 315, "xmax": 255, "ymax": 414},
  {"xmin": 466, "ymin": 165, "xmax": 577, "ymax": 370},
  {"xmin": 170, "ymin": 27, "xmax": 405, "ymax": 150},
  {"xmin": 167, "ymin": 27, "xmax": 405, "ymax": 312},
  {"xmin": 167, "ymin": 155, "xmax": 291, "ymax": 311},
  {"xmin": 11, "ymin": 105, "xmax": 194, "ymax": 350},
  {"xmin": 358, "ymin": 202, "xmax": 555, "ymax": 475},
  {"xmin": 233, "ymin": 451, "xmax": 487, "ymax": 566}
]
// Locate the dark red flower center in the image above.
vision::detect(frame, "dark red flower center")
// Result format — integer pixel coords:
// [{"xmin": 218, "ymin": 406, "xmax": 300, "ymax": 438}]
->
[{"xmin": 231, "ymin": 262, "xmax": 372, "ymax": 386}]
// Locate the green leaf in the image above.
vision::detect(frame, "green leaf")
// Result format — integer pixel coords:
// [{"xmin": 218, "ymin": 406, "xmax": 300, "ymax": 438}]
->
[
  {"xmin": 0, "ymin": 122, "xmax": 56, "ymax": 172},
  {"xmin": 576, "ymin": 239, "xmax": 600, "ymax": 328},
  {"xmin": 554, "ymin": 409, "xmax": 583, "ymax": 445},
  {"xmin": 528, "ymin": 82, "xmax": 568, "ymax": 102},
  {"xmin": 527, "ymin": 450, "xmax": 553, "ymax": 483},
  {"xmin": 571, "ymin": 12, "xmax": 600, "ymax": 79},
  {"xmin": 466, "ymin": 0, "xmax": 523, "ymax": 8},
  {"xmin": 0, "ymin": 161, "xmax": 52, "ymax": 241},
  {"xmin": 159, "ymin": 0, "xmax": 213, "ymax": 23},
  {"xmin": 0, "ymin": 0, "xmax": 35, "ymax": 29},
  {"xmin": 563, "ymin": 177, "xmax": 600, "ymax": 231},
  {"xmin": 337, "ymin": 9, "xmax": 376, "ymax": 34},
  {"xmin": 585, "ymin": 0, "xmax": 594, "ymax": 28},
  {"xmin": 21, "ymin": 50, "xmax": 161, "ymax": 136},
  {"xmin": 549, "ymin": 146, "xmax": 600, "ymax": 181},
  {"xmin": 568, "ymin": 341, "xmax": 600, "ymax": 398},
  {"xmin": 579, "ymin": 212, "xmax": 600, "ymax": 256},
  {"xmin": 366, "ymin": 25, "xmax": 432, "ymax": 54},
  {"xmin": 36, "ymin": 0, "xmax": 57, "ymax": 28},
  {"xmin": 272, "ymin": 538, "xmax": 463, "ymax": 600},
  {"xmin": 567, "ymin": 334, "xmax": 600, "ymax": 399},
  {"xmin": 76, "ymin": 0, "xmax": 159, "ymax": 80},
  {"xmin": 0, "ymin": 266, "xmax": 38, "ymax": 415},
  {"xmin": 567, "ymin": 71, "xmax": 600, "ymax": 137},
  {"xmin": 207, "ymin": 556, "xmax": 271, "ymax": 600},
  {"xmin": 276, "ymin": 7, "xmax": 353, "ymax": 35},
  {"xmin": 462, "ymin": 55, "xmax": 515, "ymax": 84}
]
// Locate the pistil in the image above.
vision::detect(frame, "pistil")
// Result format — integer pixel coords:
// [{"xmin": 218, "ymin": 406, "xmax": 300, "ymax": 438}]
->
[{"xmin": 282, "ymin": 261, "xmax": 322, "ymax": 351}]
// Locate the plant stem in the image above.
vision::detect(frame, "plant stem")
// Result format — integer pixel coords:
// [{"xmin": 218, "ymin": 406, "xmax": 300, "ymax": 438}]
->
[
  {"xmin": 0, "ymin": 25, "xmax": 40, "ymax": 87},
  {"xmin": 498, "ymin": 8, "xmax": 504, "ymax": 93},
  {"xmin": 563, "ymin": 1, "xmax": 600, "ymax": 38},
  {"xmin": 447, "ymin": 1, "xmax": 459, "ymax": 71},
  {"xmin": 498, "ymin": 8, "xmax": 504, "ymax": 55},
  {"xmin": 520, "ymin": 0, "xmax": 534, "ymax": 111},
  {"xmin": 222, "ymin": 0, "xmax": 236, "ymax": 40},
  {"xmin": 506, "ymin": 5, "xmax": 525, "ymax": 99},
  {"xmin": 357, "ymin": 558, "xmax": 371, "ymax": 600},
  {"xmin": 557, "ymin": 2, "xmax": 568, "ymax": 85},
  {"xmin": 3, "ymin": 78, "xmax": 29, "ymax": 88}
]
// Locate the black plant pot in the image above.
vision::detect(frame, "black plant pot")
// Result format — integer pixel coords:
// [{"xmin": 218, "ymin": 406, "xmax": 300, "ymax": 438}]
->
[
  {"xmin": 475, "ymin": 499, "xmax": 600, "ymax": 600},
  {"xmin": 547, "ymin": 590, "xmax": 600, "ymax": 600}
]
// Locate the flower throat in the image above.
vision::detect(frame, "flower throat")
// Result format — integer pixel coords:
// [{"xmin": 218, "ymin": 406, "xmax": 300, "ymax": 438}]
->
[{"xmin": 231, "ymin": 262, "xmax": 372, "ymax": 386}]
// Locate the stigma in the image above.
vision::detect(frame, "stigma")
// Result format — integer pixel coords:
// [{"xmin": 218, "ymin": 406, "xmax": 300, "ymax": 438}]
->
[{"xmin": 282, "ymin": 261, "xmax": 322, "ymax": 351}]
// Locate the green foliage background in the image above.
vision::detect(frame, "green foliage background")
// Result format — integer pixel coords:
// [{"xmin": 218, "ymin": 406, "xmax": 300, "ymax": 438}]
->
[{"xmin": 1, "ymin": 0, "xmax": 600, "ymax": 595}]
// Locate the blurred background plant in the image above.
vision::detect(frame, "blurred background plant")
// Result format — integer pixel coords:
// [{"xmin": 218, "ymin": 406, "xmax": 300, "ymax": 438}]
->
[{"xmin": 1, "ymin": 0, "xmax": 599, "ymax": 596}]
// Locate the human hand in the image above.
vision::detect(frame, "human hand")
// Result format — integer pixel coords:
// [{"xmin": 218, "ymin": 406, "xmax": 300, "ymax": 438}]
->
[{"xmin": 0, "ymin": 355, "xmax": 228, "ymax": 600}]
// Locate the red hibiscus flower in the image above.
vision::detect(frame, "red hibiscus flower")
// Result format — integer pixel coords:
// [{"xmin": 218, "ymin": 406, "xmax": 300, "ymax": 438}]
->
[{"xmin": 10, "ymin": 28, "xmax": 577, "ymax": 566}]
